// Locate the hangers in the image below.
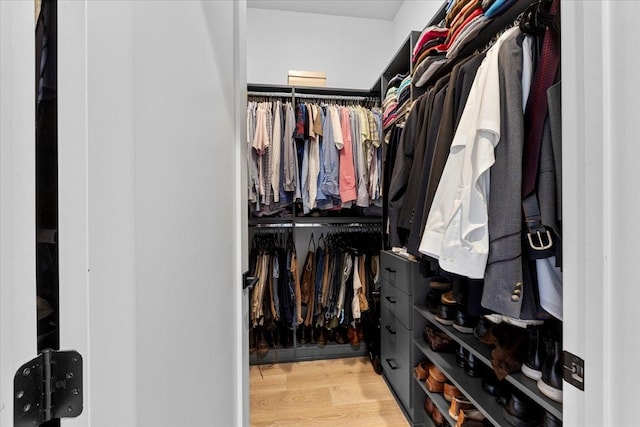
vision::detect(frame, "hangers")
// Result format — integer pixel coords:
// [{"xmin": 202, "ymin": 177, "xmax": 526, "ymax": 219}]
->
[{"xmin": 519, "ymin": 0, "xmax": 559, "ymax": 36}]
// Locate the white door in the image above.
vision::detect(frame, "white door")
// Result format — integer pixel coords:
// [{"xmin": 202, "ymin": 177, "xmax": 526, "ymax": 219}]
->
[
  {"xmin": 55, "ymin": 1, "xmax": 248, "ymax": 426},
  {"xmin": 0, "ymin": 1, "xmax": 38, "ymax": 426}
]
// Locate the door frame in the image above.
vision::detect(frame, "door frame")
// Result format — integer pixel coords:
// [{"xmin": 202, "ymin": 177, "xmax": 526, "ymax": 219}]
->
[{"xmin": 0, "ymin": 1, "xmax": 37, "ymax": 426}]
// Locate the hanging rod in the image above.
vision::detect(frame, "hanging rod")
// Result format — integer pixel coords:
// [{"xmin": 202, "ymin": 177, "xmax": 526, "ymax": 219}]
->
[
  {"xmin": 294, "ymin": 222, "xmax": 382, "ymax": 228},
  {"xmin": 250, "ymin": 222, "xmax": 294, "ymax": 228},
  {"xmin": 294, "ymin": 93, "xmax": 372, "ymax": 101}
]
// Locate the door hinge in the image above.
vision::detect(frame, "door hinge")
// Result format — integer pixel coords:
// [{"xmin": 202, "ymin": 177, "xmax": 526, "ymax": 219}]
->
[{"xmin": 14, "ymin": 349, "xmax": 83, "ymax": 426}]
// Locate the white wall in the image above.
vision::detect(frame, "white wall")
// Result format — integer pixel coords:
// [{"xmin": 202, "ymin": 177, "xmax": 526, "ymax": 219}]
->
[
  {"xmin": 247, "ymin": 8, "xmax": 394, "ymax": 89},
  {"xmin": 392, "ymin": 0, "xmax": 443, "ymax": 48}
]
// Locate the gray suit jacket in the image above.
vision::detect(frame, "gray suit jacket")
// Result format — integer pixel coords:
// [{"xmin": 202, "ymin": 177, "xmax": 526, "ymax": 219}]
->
[{"xmin": 482, "ymin": 30, "xmax": 529, "ymax": 319}]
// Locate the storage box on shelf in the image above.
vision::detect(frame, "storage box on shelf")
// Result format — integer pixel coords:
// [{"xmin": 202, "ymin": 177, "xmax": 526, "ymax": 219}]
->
[{"xmin": 379, "ymin": 250, "xmax": 428, "ymax": 425}]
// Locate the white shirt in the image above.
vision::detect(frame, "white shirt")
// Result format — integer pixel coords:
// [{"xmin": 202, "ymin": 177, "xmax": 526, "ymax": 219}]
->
[{"xmin": 418, "ymin": 27, "xmax": 518, "ymax": 279}]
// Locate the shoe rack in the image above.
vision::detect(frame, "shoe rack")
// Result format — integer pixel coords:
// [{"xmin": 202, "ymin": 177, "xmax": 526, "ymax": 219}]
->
[
  {"xmin": 380, "ymin": 249, "xmax": 562, "ymax": 426},
  {"xmin": 412, "ymin": 295, "xmax": 562, "ymax": 426}
]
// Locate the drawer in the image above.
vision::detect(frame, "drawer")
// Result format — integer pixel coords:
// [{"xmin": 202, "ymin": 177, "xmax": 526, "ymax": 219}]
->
[
  {"xmin": 380, "ymin": 251, "xmax": 413, "ymax": 295},
  {"xmin": 381, "ymin": 308, "xmax": 411, "ymax": 362},
  {"xmin": 381, "ymin": 279, "xmax": 412, "ymax": 329},
  {"xmin": 382, "ymin": 345, "xmax": 411, "ymax": 411}
]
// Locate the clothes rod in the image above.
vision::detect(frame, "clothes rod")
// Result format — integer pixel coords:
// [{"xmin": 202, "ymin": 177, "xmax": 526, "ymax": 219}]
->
[
  {"xmin": 294, "ymin": 93, "xmax": 371, "ymax": 101},
  {"xmin": 294, "ymin": 222, "xmax": 381, "ymax": 228},
  {"xmin": 250, "ymin": 223, "xmax": 294, "ymax": 228}
]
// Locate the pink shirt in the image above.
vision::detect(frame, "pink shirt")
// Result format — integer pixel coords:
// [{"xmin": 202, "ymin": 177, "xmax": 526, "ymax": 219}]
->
[{"xmin": 339, "ymin": 107, "xmax": 357, "ymax": 203}]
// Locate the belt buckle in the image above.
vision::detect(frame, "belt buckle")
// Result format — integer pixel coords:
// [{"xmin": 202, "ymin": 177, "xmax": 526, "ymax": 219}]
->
[{"xmin": 527, "ymin": 230, "xmax": 553, "ymax": 250}]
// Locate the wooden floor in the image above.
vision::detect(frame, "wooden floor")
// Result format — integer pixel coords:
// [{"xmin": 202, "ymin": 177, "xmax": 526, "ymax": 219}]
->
[{"xmin": 250, "ymin": 357, "xmax": 410, "ymax": 427}]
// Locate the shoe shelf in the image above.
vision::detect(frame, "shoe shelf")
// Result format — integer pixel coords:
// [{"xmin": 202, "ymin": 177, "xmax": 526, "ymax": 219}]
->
[
  {"xmin": 414, "ymin": 303, "xmax": 563, "ymax": 421},
  {"xmin": 413, "ymin": 375, "xmax": 456, "ymax": 427},
  {"xmin": 415, "ymin": 339, "xmax": 505, "ymax": 426}
]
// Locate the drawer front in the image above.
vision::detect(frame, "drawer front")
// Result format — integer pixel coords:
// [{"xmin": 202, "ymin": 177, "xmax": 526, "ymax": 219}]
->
[
  {"xmin": 380, "ymin": 278, "xmax": 398, "ymax": 316},
  {"xmin": 382, "ymin": 343, "xmax": 411, "ymax": 410},
  {"xmin": 381, "ymin": 278, "xmax": 413, "ymax": 330},
  {"xmin": 393, "ymin": 286, "xmax": 412, "ymax": 330},
  {"xmin": 380, "ymin": 251, "xmax": 413, "ymax": 295},
  {"xmin": 381, "ymin": 306, "xmax": 397, "ymax": 359}
]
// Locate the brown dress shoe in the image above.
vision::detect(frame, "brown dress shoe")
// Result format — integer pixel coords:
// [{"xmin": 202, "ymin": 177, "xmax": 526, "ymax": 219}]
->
[
  {"xmin": 429, "ymin": 366, "xmax": 448, "ymax": 383},
  {"xmin": 424, "ymin": 396, "xmax": 435, "ymax": 416},
  {"xmin": 444, "ymin": 383, "xmax": 464, "ymax": 402},
  {"xmin": 432, "ymin": 407, "xmax": 445, "ymax": 427},
  {"xmin": 449, "ymin": 396, "xmax": 474, "ymax": 420},
  {"xmin": 426, "ymin": 376, "xmax": 445, "ymax": 393},
  {"xmin": 414, "ymin": 361, "xmax": 433, "ymax": 381}
]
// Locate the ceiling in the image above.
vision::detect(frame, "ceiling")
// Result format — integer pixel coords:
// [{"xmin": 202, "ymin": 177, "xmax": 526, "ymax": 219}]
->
[{"xmin": 247, "ymin": 0, "xmax": 405, "ymax": 21}]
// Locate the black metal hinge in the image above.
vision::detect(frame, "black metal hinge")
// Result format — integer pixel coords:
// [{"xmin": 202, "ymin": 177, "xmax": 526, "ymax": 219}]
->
[{"xmin": 14, "ymin": 349, "xmax": 83, "ymax": 426}]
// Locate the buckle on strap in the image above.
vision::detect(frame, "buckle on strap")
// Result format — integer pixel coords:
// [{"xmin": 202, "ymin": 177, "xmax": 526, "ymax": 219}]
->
[{"xmin": 527, "ymin": 229, "xmax": 553, "ymax": 250}]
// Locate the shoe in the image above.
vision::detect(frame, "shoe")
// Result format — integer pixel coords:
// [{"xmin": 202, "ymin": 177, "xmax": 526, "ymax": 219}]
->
[
  {"xmin": 456, "ymin": 345, "xmax": 467, "ymax": 368},
  {"xmin": 491, "ymin": 324, "xmax": 528, "ymax": 380},
  {"xmin": 502, "ymin": 315, "xmax": 545, "ymax": 329},
  {"xmin": 444, "ymin": 383, "xmax": 464, "ymax": 402},
  {"xmin": 334, "ymin": 327, "xmax": 347, "ymax": 345},
  {"xmin": 449, "ymin": 396, "xmax": 474, "ymax": 420},
  {"xmin": 424, "ymin": 323, "xmax": 456, "ymax": 352},
  {"xmin": 424, "ymin": 396, "xmax": 435, "ymax": 416},
  {"xmin": 465, "ymin": 352, "xmax": 484, "ymax": 377},
  {"xmin": 316, "ymin": 328, "xmax": 327, "ymax": 346},
  {"xmin": 503, "ymin": 392, "xmax": 543, "ymax": 427},
  {"xmin": 426, "ymin": 376, "xmax": 445, "ymax": 393},
  {"xmin": 426, "ymin": 280, "xmax": 451, "ymax": 314},
  {"xmin": 347, "ymin": 326, "xmax": 360, "ymax": 346},
  {"xmin": 256, "ymin": 328, "xmax": 269, "ymax": 358},
  {"xmin": 457, "ymin": 409, "xmax": 486, "ymax": 427},
  {"xmin": 521, "ymin": 326, "xmax": 545, "ymax": 381},
  {"xmin": 495, "ymin": 384, "xmax": 511, "ymax": 407},
  {"xmin": 537, "ymin": 339, "xmax": 563, "ymax": 403},
  {"xmin": 441, "ymin": 290, "xmax": 458, "ymax": 305},
  {"xmin": 454, "ymin": 309, "xmax": 479, "ymax": 334},
  {"xmin": 249, "ymin": 328, "xmax": 256, "ymax": 353},
  {"xmin": 474, "ymin": 317, "xmax": 497, "ymax": 345},
  {"xmin": 414, "ymin": 361, "xmax": 433, "ymax": 381},
  {"xmin": 432, "ymin": 407, "xmax": 445, "ymax": 427},
  {"xmin": 481, "ymin": 370, "xmax": 500, "ymax": 396},
  {"xmin": 429, "ymin": 365, "xmax": 448, "ymax": 383},
  {"xmin": 436, "ymin": 300, "xmax": 456, "ymax": 326},
  {"xmin": 543, "ymin": 410, "xmax": 562, "ymax": 427}
]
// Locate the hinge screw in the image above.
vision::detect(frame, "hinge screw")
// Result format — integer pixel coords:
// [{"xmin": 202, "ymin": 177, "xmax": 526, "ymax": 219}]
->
[
  {"xmin": 72, "ymin": 389, "xmax": 80, "ymax": 395},
  {"xmin": 16, "ymin": 390, "xmax": 24, "ymax": 399},
  {"xmin": 22, "ymin": 368, "xmax": 30, "ymax": 376},
  {"xmin": 67, "ymin": 405, "xmax": 73, "ymax": 412},
  {"xmin": 23, "ymin": 404, "xmax": 31, "ymax": 412},
  {"xmin": 66, "ymin": 372, "xmax": 74, "ymax": 379}
]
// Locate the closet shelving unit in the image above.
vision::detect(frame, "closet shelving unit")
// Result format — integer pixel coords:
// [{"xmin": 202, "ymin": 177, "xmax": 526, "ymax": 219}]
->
[
  {"xmin": 413, "ymin": 305, "xmax": 563, "ymax": 421},
  {"xmin": 247, "ymin": 83, "xmax": 384, "ymax": 365},
  {"xmin": 379, "ymin": 0, "xmax": 561, "ymax": 426}
]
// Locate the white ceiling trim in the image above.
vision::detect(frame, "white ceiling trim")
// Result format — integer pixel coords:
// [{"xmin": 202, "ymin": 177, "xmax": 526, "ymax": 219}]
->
[{"xmin": 247, "ymin": 0, "xmax": 404, "ymax": 21}]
